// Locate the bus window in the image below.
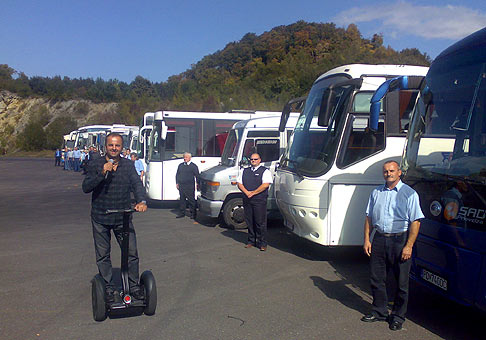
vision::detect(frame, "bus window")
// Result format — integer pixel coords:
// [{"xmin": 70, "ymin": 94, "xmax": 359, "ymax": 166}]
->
[
  {"xmin": 337, "ymin": 116, "xmax": 385, "ymax": 168},
  {"xmin": 149, "ymin": 129, "xmax": 161, "ymax": 161},
  {"xmin": 399, "ymin": 91, "xmax": 419, "ymax": 133},
  {"xmin": 256, "ymin": 139, "xmax": 280, "ymax": 162},
  {"xmin": 243, "ymin": 140, "xmax": 256, "ymax": 160}
]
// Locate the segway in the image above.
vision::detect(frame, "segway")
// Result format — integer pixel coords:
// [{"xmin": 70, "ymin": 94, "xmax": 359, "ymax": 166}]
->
[{"xmin": 91, "ymin": 208, "xmax": 157, "ymax": 321}]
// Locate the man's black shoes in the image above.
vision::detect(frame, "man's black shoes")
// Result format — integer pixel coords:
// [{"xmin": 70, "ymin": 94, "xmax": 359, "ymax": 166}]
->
[
  {"xmin": 105, "ymin": 289, "xmax": 122, "ymax": 303},
  {"xmin": 130, "ymin": 287, "xmax": 145, "ymax": 300},
  {"xmin": 360, "ymin": 314, "xmax": 387, "ymax": 322},
  {"xmin": 176, "ymin": 214, "xmax": 185, "ymax": 218},
  {"xmin": 389, "ymin": 320, "xmax": 402, "ymax": 331}
]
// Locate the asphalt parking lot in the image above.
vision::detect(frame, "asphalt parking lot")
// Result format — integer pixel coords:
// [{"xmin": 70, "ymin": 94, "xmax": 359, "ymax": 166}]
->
[{"xmin": 0, "ymin": 158, "xmax": 483, "ymax": 340}]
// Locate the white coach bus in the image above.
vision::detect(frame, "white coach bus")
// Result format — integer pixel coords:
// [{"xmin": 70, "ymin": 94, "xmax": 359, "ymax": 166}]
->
[
  {"xmin": 274, "ymin": 64, "xmax": 428, "ymax": 246},
  {"xmin": 145, "ymin": 110, "xmax": 282, "ymax": 201}
]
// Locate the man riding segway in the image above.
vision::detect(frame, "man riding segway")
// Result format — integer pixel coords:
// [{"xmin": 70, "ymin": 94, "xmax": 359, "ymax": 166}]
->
[{"xmin": 83, "ymin": 132, "xmax": 155, "ymax": 321}]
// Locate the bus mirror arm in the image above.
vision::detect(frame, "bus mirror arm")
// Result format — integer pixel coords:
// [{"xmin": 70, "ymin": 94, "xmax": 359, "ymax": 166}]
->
[
  {"xmin": 279, "ymin": 96, "xmax": 306, "ymax": 132},
  {"xmin": 369, "ymin": 75, "xmax": 424, "ymax": 131}
]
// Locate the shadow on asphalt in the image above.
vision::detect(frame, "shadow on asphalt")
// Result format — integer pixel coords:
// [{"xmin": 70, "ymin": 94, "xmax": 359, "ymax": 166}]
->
[
  {"xmin": 145, "ymin": 200, "xmax": 486, "ymax": 339},
  {"xmin": 310, "ymin": 275, "xmax": 370, "ymax": 315}
]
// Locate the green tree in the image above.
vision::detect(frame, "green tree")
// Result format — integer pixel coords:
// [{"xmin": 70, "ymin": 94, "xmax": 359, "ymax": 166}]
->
[
  {"xmin": 45, "ymin": 116, "xmax": 78, "ymax": 149},
  {"xmin": 17, "ymin": 121, "xmax": 46, "ymax": 151}
]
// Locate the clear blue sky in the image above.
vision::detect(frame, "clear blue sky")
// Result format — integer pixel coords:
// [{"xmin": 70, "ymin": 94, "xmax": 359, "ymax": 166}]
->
[{"xmin": 1, "ymin": 0, "xmax": 485, "ymax": 83}]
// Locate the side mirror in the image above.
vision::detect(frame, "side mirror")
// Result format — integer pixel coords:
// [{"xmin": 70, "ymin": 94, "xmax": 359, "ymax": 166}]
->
[
  {"xmin": 279, "ymin": 96, "xmax": 307, "ymax": 132},
  {"xmin": 240, "ymin": 156, "xmax": 249, "ymax": 167},
  {"xmin": 161, "ymin": 121, "xmax": 168, "ymax": 140},
  {"xmin": 318, "ymin": 88, "xmax": 335, "ymax": 127},
  {"xmin": 318, "ymin": 78, "xmax": 363, "ymax": 127}
]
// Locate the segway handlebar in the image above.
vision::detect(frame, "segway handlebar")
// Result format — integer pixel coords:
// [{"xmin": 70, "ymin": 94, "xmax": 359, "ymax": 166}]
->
[{"xmin": 105, "ymin": 208, "xmax": 137, "ymax": 214}]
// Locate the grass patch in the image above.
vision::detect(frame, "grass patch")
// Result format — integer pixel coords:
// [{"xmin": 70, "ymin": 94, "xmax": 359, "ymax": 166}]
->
[{"xmin": 1, "ymin": 150, "xmax": 54, "ymax": 158}]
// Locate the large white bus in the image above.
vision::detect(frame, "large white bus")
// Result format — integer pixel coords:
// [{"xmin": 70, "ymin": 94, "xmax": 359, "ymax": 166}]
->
[
  {"xmin": 74, "ymin": 125, "xmax": 111, "ymax": 149},
  {"xmin": 274, "ymin": 64, "xmax": 428, "ymax": 246},
  {"xmin": 109, "ymin": 124, "xmax": 139, "ymax": 150},
  {"xmin": 145, "ymin": 110, "xmax": 282, "ymax": 201},
  {"xmin": 63, "ymin": 130, "xmax": 77, "ymax": 149}
]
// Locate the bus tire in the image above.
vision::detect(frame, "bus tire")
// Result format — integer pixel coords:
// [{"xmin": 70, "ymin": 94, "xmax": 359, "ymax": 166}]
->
[{"xmin": 222, "ymin": 198, "xmax": 247, "ymax": 230}]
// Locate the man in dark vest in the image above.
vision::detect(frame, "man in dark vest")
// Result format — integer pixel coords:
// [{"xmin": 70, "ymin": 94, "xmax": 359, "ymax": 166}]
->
[
  {"xmin": 237, "ymin": 153, "xmax": 273, "ymax": 251},
  {"xmin": 176, "ymin": 152, "xmax": 199, "ymax": 219}
]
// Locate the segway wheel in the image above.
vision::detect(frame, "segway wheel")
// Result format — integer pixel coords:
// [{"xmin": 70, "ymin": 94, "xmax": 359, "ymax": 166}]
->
[
  {"xmin": 140, "ymin": 270, "xmax": 157, "ymax": 316},
  {"xmin": 92, "ymin": 274, "xmax": 107, "ymax": 322}
]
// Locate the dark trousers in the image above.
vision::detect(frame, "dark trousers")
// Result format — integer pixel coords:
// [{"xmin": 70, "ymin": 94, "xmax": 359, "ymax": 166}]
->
[
  {"xmin": 55, "ymin": 156, "xmax": 61, "ymax": 166},
  {"xmin": 370, "ymin": 232, "xmax": 411, "ymax": 323},
  {"xmin": 179, "ymin": 184, "xmax": 196, "ymax": 216},
  {"xmin": 243, "ymin": 198, "xmax": 267, "ymax": 247},
  {"xmin": 73, "ymin": 158, "xmax": 80, "ymax": 172},
  {"xmin": 91, "ymin": 218, "xmax": 140, "ymax": 290}
]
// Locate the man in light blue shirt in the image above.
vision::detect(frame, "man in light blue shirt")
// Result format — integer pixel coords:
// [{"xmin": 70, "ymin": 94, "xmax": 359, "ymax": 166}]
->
[
  {"xmin": 73, "ymin": 147, "xmax": 82, "ymax": 172},
  {"xmin": 361, "ymin": 160, "xmax": 424, "ymax": 331},
  {"xmin": 130, "ymin": 152, "xmax": 145, "ymax": 182}
]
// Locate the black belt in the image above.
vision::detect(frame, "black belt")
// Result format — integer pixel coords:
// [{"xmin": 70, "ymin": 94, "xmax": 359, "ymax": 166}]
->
[{"xmin": 375, "ymin": 231, "xmax": 407, "ymax": 237}]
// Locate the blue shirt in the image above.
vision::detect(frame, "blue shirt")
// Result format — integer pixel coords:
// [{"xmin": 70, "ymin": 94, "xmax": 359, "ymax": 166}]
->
[
  {"xmin": 366, "ymin": 180, "xmax": 424, "ymax": 234},
  {"xmin": 73, "ymin": 150, "xmax": 82, "ymax": 159},
  {"xmin": 134, "ymin": 159, "xmax": 145, "ymax": 176}
]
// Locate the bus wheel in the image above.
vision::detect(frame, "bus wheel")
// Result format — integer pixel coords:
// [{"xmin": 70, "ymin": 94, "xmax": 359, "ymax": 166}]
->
[{"xmin": 223, "ymin": 198, "xmax": 247, "ymax": 229}]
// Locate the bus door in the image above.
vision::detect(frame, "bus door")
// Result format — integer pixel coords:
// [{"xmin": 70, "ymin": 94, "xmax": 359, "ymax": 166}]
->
[{"xmin": 327, "ymin": 90, "xmax": 417, "ymax": 245}]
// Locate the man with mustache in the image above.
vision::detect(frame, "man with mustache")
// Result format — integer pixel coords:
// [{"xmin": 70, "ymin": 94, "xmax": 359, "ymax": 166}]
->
[{"xmin": 361, "ymin": 160, "xmax": 424, "ymax": 331}]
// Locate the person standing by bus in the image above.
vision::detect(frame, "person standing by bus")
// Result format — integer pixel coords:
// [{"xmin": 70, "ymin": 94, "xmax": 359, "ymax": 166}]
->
[
  {"xmin": 55, "ymin": 149, "xmax": 62, "ymax": 166},
  {"xmin": 237, "ymin": 153, "xmax": 272, "ymax": 251},
  {"xmin": 63, "ymin": 147, "xmax": 69, "ymax": 170},
  {"xmin": 130, "ymin": 152, "xmax": 145, "ymax": 182},
  {"xmin": 175, "ymin": 152, "xmax": 199, "ymax": 219},
  {"xmin": 361, "ymin": 160, "xmax": 424, "ymax": 331},
  {"xmin": 73, "ymin": 147, "xmax": 82, "ymax": 172}
]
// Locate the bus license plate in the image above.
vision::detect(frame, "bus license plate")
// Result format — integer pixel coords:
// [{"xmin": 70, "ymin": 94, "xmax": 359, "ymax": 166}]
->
[{"xmin": 421, "ymin": 268, "xmax": 447, "ymax": 291}]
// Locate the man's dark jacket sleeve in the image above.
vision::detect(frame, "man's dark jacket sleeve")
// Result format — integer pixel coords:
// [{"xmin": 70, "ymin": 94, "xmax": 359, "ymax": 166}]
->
[{"xmin": 82, "ymin": 159, "xmax": 105, "ymax": 193}]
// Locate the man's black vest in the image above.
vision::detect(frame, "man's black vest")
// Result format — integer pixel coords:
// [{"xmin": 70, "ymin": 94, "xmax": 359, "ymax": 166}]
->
[{"xmin": 242, "ymin": 166, "xmax": 268, "ymax": 202}]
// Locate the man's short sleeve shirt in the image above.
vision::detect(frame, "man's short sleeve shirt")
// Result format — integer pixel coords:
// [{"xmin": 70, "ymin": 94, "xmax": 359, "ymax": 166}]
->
[{"xmin": 366, "ymin": 180, "xmax": 424, "ymax": 233}]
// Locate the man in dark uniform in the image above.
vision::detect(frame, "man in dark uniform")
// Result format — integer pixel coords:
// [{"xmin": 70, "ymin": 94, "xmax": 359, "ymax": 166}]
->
[
  {"xmin": 175, "ymin": 152, "xmax": 199, "ymax": 219},
  {"xmin": 82, "ymin": 133, "xmax": 147, "ymax": 303},
  {"xmin": 237, "ymin": 153, "xmax": 273, "ymax": 251},
  {"xmin": 361, "ymin": 160, "xmax": 424, "ymax": 331}
]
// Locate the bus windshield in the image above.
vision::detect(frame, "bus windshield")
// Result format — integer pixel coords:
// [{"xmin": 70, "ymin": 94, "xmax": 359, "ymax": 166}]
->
[
  {"xmin": 404, "ymin": 62, "xmax": 486, "ymax": 183},
  {"xmin": 280, "ymin": 75, "xmax": 354, "ymax": 177},
  {"xmin": 220, "ymin": 128, "xmax": 243, "ymax": 166}
]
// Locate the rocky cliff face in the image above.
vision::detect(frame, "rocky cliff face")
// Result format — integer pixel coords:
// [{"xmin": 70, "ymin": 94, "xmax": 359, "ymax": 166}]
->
[{"xmin": 0, "ymin": 90, "xmax": 119, "ymax": 153}]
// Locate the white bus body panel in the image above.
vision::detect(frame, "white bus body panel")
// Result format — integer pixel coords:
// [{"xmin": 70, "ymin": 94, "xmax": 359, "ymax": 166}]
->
[{"xmin": 275, "ymin": 137, "xmax": 406, "ymax": 246}]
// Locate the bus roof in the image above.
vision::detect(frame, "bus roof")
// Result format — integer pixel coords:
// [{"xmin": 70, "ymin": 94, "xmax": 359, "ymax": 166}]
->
[
  {"xmin": 154, "ymin": 110, "xmax": 282, "ymax": 121},
  {"xmin": 76, "ymin": 125, "xmax": 111, "ymax": 131},
  {"xmin": 232, "ymin": 113, "xmax": 300, "ymax": 130},
  {"xmin": 431, "ymin": 27, "xmax": 486, "ymax": 74},
  {"xmin": 315, "ymin": 64, "xmax": 429, "ymax": 83}
]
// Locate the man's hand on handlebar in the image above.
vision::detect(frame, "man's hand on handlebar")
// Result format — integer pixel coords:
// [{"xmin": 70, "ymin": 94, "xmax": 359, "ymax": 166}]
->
[{"xmin": 134, "ymin": 202, "xmax": 147, "ymax": 212}]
